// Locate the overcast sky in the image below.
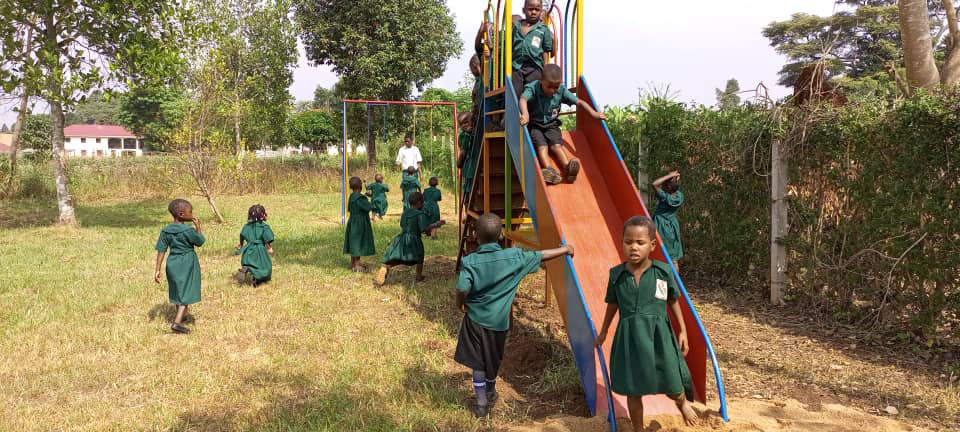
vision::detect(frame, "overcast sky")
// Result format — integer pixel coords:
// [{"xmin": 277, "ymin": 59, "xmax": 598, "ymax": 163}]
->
[{"xmin": 1, "ymin": 0, "xmax": 839, "ymax": 127}]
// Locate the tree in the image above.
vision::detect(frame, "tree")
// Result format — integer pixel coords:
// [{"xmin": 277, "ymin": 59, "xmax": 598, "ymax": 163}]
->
[
  {"xmin": 0, "ymin": 124, "xmax": 8, "ymax": 133},
  {"xmin": 119, "ymin": 85, "xmax": 186, "ymax": 152},
  {"xmin": 294, "ymin": 0, "xmax": 462, "ymax": 167},
  {"xmin": 312, "ymin": 85, "xmax": 339, "ymax": 111},
  {"xmin": 715, "ymin": 79, "xmax": 742, "ymax": 109},
  {"xmin": 900, "ymin": 0, "xmax": 960, "ymax": 88},
  {"xmin": 0, "ymin": 0, "xmax": 186, "ymax": 225},
  {"xmin": 65, "ymin": 91, "xmax": 123, "ymax": 126},
  {"xmin": 289, "ymin": 110, "xmax": 338, "ymax": 150},
  {"xmin": 19, "ymin": 115, "xmax": 54, "ymax": 153}
]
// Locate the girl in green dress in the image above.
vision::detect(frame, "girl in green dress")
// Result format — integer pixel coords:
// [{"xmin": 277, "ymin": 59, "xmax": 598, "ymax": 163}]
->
[
  {"xmin": 400, "ymin": 166, "xmax": 421, "ymax": 210},
  {"xmin": 595, "ymin": 216, "xmax": 699, "ymax": 430},
  {"xmin": 154, "ymin": 199, "xmax": 205, "ymax": 334},
  {"xmin": 365, "ymin": 173, "xmax": 390, "ymax": 220},
  {"xmin": 652, "ymin": 170, "xmax": 684, "ymax": 270},
  {"xmin": 235, "ymin": 204, "xmax": 275, "ymax": 287},
  {"xmin": 376, "ymin": 191, "xmax": 445, "ymax": 285},
  {"xmin": 422, "ymin": 176, "xmax": 443, "ymax": 239},
  {"xmin": 344, "ymin": 176, "xmax": 376, "ymax": 272}
]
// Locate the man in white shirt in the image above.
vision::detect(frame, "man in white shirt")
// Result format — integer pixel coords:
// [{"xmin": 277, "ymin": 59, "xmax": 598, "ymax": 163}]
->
[{"xmin": 395, "ymin": 132, "xmax": 423, "ymax": 178}]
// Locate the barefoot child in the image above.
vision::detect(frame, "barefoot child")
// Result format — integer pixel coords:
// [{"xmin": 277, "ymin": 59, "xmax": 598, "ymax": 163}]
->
[
  {"xmin": 594, "ymin": 216, "xmax": 698, "ymax": 430},
  {"xmin": 454, "ymin": 213, "xmax": 574, "ymax": 418},
  {"xmin": 423, "ymin": 177, "xmax": 443, "ymax": 239},
  {"xmin": 366, "ymin": 174, "xmax": 390, "ymax": 220},
  {"xmin": 653, "ymin": 171, "xmax": 684, "ymax": 269},
  {"xmin": 344, "ymin": 176, "xmax": 376, "ymax": 272},
  {"xmin": 154, "ymin": 199, "xmax": 205, "ymax": 334},
  {"xmin": 519, "ymin": 64, "xmax": 606, "ymax": 184},
  {"xmin": 376, "ymin": 192, "xmax": 444, "ymax": 284},
  {"xmin": 400, "ymin": 165, "xmax": 421, "ymax": 210},
  {"xmin": 235, "ymin": 204, "xmax": 275, "ymax": 287}
]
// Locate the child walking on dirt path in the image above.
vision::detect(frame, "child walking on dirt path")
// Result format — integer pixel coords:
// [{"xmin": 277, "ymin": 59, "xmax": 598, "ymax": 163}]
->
[
  {"xmin": 652, "ymin": 170, "xmax": 684, "ymax": 270},
  {"xmin": 376, "ymin": 191, "xmax": 444, "ymax": 284},
  {"xmin": 344, "ymin": 176, "xmax": 376, "ymax": 273},
  {"xmin": 519, "ymin": 64, "xmax": 606, "ymax": 184},
  {"xmin": 234, "ymin": 204, "xmax": 275, "ymax": 287},
  {"xmin": 454, "ymin": 213, "xmax": 574, "ymax": 418},
  {"xmin": 154, "ymin": 199, "xmax": 205, "ymax": 335},
  {"xmin": 366, "ymin": 174, "xmax": 390, "ymax": 221},
  {"xmin": 595, "ymin": 216, "xmax": 698, "ymax": 431},
  {"xmin": 401, "ymin": 166, "xmax": 422, "ymax": 210},
  {"xmin": 423, "ymin": 177, "xmax": 443, "ymax": 239}
]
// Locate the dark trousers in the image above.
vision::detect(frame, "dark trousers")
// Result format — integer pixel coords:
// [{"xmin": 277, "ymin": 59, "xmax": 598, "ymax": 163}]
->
[{"xmin": 512, "ymin": 65, "xmax": 542, "ymax": 99}]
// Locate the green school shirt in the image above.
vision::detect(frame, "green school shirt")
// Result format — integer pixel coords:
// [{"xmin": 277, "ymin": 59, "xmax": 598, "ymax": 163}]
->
[
  {"xmin": 238, "ymin": 221, "xmax": 275, "ymax": 282},
  {"xmin": 521, "ymin": 80, "xmax": 578, "ymax": 127},
  {"xmin": 653, "ymin": 189, "xmax": 684, "ymax": 260},
  {"xmin": 366, "ymin": 182, "xmax": 390, "ymax": 217},
  {"xmin": 422, "ymin": 187, "xmax": 442, "ymax": 224},
  {"xmin": 155, "ymin": 223, "xmax": 205, "ymax": 305},
  {"xmin": 457, "ymin": 243, "xmax": 543, "ymax": 331},
  {"xmin": 512, "ymin": 20, "xmax": 553, "ymax": 71},
  {"xmin": 401, "ymin": 173, "xmax": 421, "ymax": 210},
  {"xmin": 460, "ymin": 130, "xmax": 477, "ymax": 193}
]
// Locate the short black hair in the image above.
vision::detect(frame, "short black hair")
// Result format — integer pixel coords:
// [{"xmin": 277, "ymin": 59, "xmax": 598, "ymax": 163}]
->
[
  {"xmin": 664, "ymin": 176, "xmax": 680, "ymax": 194},
  {"xmin": 408, "ymin": 191, "xmax": 424, "ymax": 206},
  {"xmin": 623, "ymin": 215, "xmax": 657, "ymax": 239},
  {"xmin": 168, "ymin": 198, "xmax": 191, "ymax": 218},
  {"xmin": 247, "ymin": 204, "xmax": 267, "ymax": 222},
  {"xmin": 477, "ymin": 213, "xmax": 502, "ymax": 243},
  {"xmin": 349, "ymin": 176, "xmax": 362, "ymax": 191},
  {"xmin": 524, "ymin": 0, "xmax": 542, "ymax": 8},
  {"xmin": 458, "ymin": 112, "xmax": 473, "ymax": 125},
  {"xmin": 429, "ymin": 176, "xmax": 438, "ymax": 187},
  {"xmin": 375, "ymin": 173, "xmax": 384, "ymax": 181},
  {"xmin": 543, "ymin": 64, "xmax": 562, "ymax": 82},
  {"xmin": 404, "ymin": 132, "xmax": 413, "ymax": 140},
  {"xmin": 406, "ymin": 166, "xmax": 417, "ymax": 175}
]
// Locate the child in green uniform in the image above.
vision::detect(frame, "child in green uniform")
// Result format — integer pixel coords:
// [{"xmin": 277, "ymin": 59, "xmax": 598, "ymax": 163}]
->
[
  {"xmin": 454, "ymin": 213, "xmax": 574, "ymax": 418},
  {"xmin": 344, "ymin": 176, "xmax": 376, "ymax": 272},
  {"xmin": 511, "ymin": 0, "xmax": 554, "ymax": 99},
  {"xmin": 519, "ymin": 64, "xmax": 606, "ymax": 184},
  {"xmin": 400, "ymin": 166, "xmax": 421, "ymax": 210},
  {"xmin": 376, "ymin": 192, "xmax": 445, "ymax": 284},
  {"xmin": 456, "ymin": 113, "xmax": 478, "ymax": 196},
  {"xmin": 422, "ymin": 177, "xmax": 443, "ymax": 239},
  {"xmin": 595, "ymin": 216, "xmax": 699, "ymax": 430},
  {"xmin": 235, "ymin": 204, "xmax": 275, "ymax": 287},
  {"xmin": 154, "ymin": 199, "xmax": 205, "ymax": 334},
  {"xmin": 366, "ymin": 174, "xmax": 390, "ymax": 220},
  {"xmin": 652, "ymin": 171, "xmax": 684, "ymax": 270}
]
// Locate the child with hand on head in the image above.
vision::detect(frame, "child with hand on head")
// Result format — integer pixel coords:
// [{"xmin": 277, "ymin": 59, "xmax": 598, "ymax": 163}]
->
[
  {"xmin": 423, "ymin": 176, "xmax": 443, "ymax": 239},
  {"xmin": 376, "ymin": 191, "xmax": 444, "ymax": 284},
  {"xmin": 652, "ymin": 171, "xmax": 684, "ymax": 270},
  {"xmin": 454, "ymin": 213, "xmax": 574, "ymax": 418},
  {"xmin": 519, "ymin": 64, "xmax": 606, "ymax": 184},
  {"xmin": 344, "ymin": 176, "xmax": 376, "ymax": 273},
  {"xmin": 154, "ymin": 198, "xmax": 205, "ymax": 334},
  {"xmin": 400, "ymin": 165, "xmax": 422, "ymax": 210},
  {"xmin": 235, "ymin": 204, "xmax": 275, "ymax": 287},
  {"xmin": 366, "ymin": 173, "xmax": 390, "ymax": 220},
  {"xmin": 595, "ymin": 216, "xmax": 699, "ymax": 431}
]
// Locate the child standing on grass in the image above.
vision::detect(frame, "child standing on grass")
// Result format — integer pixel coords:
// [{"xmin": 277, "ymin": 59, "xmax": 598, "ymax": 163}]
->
[
  {"xmin": 652, "ymin": 171, "xmax": 684, "ymax": 269},
  {"xmin": 376, "ymin": 191, "xmax": 444, "ymax": 284},
  {"xmin": 594, "ymin": 216, "xmax": 698, "ymax": 431},
  {"xmin": 234, "ymin": 204, "xmax": 275, "ymax": 287},
  {"xmin": 423, "ymin": 176, "xmax": 443, "ymax": 239},
  {"xmin": 454, "ymin": 213, "xmax": 574, "ymax": 418},
  {"xmin": 344, "ymin": 176, "xmax": 376, "ymax": 273},
  {"xmin": 366, "ymin": 173, "xmax": 390, "ymax": 220},
  {"xmin": 400, "ymin": 166, "xmax": 422, "ymax": 210},
  {"xmin": 154, "ymin": 199, "xmax": 204, "ymax": 334}
]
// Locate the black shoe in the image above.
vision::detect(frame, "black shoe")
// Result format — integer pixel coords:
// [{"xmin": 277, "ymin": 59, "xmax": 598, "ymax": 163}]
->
[
  {"xmin": 473, "ymin": 403, "xmax": 490, "ymax": 418},
  {"xmin": 542, "ymin": 168, "xmax": 562, "ymax": 185},
  {"xmin": 486, "ymin": 390, "xmax": 499, "ymax": 404},
  {"xmin": 171, "ymin": 323, "xmax": 190, "ymax": 334}
]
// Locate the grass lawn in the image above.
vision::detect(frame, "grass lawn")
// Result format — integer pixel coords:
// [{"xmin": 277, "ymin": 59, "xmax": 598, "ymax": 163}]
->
[{"xmin": 0, "ymin": 191, "xmax": 582, "ymax": 431}]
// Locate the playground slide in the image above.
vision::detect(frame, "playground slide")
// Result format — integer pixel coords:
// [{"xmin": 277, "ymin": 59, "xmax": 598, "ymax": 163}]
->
[{"xmin": 502, "ymin": 77, "xmax": 728, "ymax": 422}]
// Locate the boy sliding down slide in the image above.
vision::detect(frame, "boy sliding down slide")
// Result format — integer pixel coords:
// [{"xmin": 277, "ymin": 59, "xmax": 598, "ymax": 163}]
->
[{"xmin": 519, "ymin": 64, "xmax": 606, "ymax": 184}]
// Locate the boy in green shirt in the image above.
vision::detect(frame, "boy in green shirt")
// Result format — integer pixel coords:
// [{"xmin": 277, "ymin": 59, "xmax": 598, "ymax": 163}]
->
[
  {"xmin": 456, "ymin": 113, "xmax": 477, "ymax": 195},
  {"xmin": 154, "ymin": 199, "xmax": 205, "ymax": 334},
  {"xmin": 511, "ymin": 0, "xmax": 554, "ymax": 99},
  {"xmin": 519, "ymin": 64, "xmax": 606, "ymax": 184},
  {"xmin": 454, "ymin": 213, "xmax": 574, "ymax": 418}
]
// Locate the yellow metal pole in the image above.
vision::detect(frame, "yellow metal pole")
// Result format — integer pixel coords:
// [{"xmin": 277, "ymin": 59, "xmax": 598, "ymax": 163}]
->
[
  {"xmin": 505, "ymin": 0, "xmax": 512, "ymax": 90},
  {"xmin": 576, "ymin": 0, "xmax": 584, "ymax": 80}
]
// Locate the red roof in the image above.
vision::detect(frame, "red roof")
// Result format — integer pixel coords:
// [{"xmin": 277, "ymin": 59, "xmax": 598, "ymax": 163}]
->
[
  {"xmin": 0, "ymin": 143, "xmax": 9, "ymax": 153},
  {"xmin": 63, "ymin": 124, "xmax": 137, "ymax": 138}
]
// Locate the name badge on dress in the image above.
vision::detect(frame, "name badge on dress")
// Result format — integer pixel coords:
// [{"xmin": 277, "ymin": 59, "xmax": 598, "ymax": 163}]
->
[
  {"xmin": 655, "ymin": 279, "xmax": 668, "ymax": 300},
  {"xmin": 531, "ymin": 36, "xmax": 541, "ymax": 48}
]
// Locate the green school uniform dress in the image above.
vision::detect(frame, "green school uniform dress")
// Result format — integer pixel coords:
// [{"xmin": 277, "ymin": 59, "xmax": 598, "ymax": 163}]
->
[
  {"xmin": 238, "ymin": 221, "xmax": 275, "ymax": 283},
  {"xmin": 422, "ymin": 187, "xmax": 442, "ymax": 225},
  {"xmin": 366, "ymin": 182, "xmax": 390, "ymax": 217},
  {"xmin": 343, "ymin": 192, "xmax": 376, "ymax": 257},
  {"xmin": 512, "ymin": 21, "xmax": 553, "ymax": 71},
  {"xmin": 400, "ymin": 173, "xmax": 421, "ymax": 210},
  {"xmin": 605, "ymin": 261, "xmax": 694, "ymax": 400},
  {"xmin": 653, "ymin": 189, "xmax": 685, "ymax": 261},
  {"xmin": 155, "ymin": 223, "xmax": 205, "ymax": 305},
  {"xmin": 460, "ymin": 131, "xmax": 477, "ymax": 194},
  {"xmin": 521, "ymin": 81, "xmax": 579, "ymax": 127},
  {"xmin": 382, "ymin": 208, "xmax": 429, "ymax": 265}
]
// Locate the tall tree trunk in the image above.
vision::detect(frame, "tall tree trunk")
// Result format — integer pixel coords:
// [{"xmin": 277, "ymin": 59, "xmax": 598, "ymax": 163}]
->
[
  {"xmin": 49, "ymin": 100, "xmax": 78, "ymax": 225},
  {"xmin": 941, "ymin": 0, "xmax": 960, "ymax": 85},
  {"xmin": 900, "ymin": 0, "xmax": 941, "ymax": 90},
  {"xmin": 5, "ymin": 24, "xmax": 33, "ymax": 196}
]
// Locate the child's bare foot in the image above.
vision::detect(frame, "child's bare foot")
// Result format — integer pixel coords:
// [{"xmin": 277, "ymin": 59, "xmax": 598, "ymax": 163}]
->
[
  {"xmin": 675, "ymin": 395, "xmax": 699, "ymax": 426},
  {"xmin": 541, "ymin": 167, "xmax": 562, "ymax": 184},
  {"xmin": 564, "ymin": 158, "xmax": 580, "ymax": 182},
  {"xmin": 376, "ymin": 267, "xmax": 388, "ymax": 285}
]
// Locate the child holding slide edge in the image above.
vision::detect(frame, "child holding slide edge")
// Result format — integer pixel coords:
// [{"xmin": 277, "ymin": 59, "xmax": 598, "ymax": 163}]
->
[
  {"xmin": 154, "ymin": 199, "xmax": 205, "ymax": 334},
  {"xmin": 454, "ymin": 213, "xmax": 574, "ymax": 418},
  {"xmin": 595, "ymin": 216, "xmax": 698, "ymax": 430},
  {"xmin": 344, "ymin": 176, "xmax": 376, "ymax": 272},
  {"xmin": 519, "ymin": 64, "xmax": 606, "ymax": 184}
]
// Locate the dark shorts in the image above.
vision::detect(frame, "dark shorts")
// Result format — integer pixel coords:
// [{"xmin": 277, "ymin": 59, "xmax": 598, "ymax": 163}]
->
[
  {"xmin": 454, "ymin": 315, "xmax": 508, "ymax": 378},
  {"xmin": 528, "ymin": 123, "xmax": 563, "ymax": 148},
  {"xmin": 512, "ymin": 65, "xmax": 542, "ymax": 99}
]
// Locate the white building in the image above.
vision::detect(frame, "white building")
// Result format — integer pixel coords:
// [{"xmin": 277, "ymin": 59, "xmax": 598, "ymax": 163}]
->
[{"xmin": 63, "ymin": 124, "xmax": 144, "ymax": 157}]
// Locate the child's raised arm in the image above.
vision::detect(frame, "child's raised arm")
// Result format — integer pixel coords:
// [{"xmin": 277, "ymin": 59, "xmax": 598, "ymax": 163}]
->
[
  {"xmin": 540, "ymin": 244, "xmax": 574, "ymax": 261},
  {"xmin": 575, "ymin": 100, "xmax": 606, "ymax": 121},
  {"xmin": 652, "ymin": 171, "xmax": 680, "ymax": 190}
]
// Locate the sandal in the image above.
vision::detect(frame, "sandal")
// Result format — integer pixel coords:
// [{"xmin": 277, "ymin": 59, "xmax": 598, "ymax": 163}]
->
[
  {"xmin": 171, "ymin": 323, "xmax": 190, "ymax": 334},
  {"xmin": 541, "ymin": 168, "xmax": 562, "ymax": 185},
  {"xmin": 565, "ymin": 158, "xmax": 581, "ymax": 183}
]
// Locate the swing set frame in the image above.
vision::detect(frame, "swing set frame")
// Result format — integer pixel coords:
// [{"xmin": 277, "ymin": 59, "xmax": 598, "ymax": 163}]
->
[{"xmin": 340, "ymin": 99, "xmax": 460, "ymax": 225}]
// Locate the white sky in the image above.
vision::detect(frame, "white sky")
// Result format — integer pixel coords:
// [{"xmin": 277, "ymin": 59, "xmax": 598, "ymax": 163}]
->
[{"xmin": 0, "ymin": 0, "xmax": 839, "ymax": 127}]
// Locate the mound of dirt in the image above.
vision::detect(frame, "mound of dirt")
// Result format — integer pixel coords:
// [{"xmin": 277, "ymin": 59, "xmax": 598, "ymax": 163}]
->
[{"xmin": 508, "ymin": 398, "xmax": 929, "ymax": 432}]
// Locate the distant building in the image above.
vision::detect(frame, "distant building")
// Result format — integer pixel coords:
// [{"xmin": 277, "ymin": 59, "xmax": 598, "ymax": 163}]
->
[
  {"xmin": 0, "ymin": 133, "xmax": 12, "ymax": 154},
  {"xmin": 62, "ymin": 124, "xmax": 144, "ymax": 157}
]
